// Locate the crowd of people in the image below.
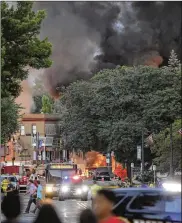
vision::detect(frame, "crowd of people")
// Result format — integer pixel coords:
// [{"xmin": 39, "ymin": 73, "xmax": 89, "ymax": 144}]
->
[{"xmin": 1, "ymin": 188, "xmax": 128, "ymax": 223}]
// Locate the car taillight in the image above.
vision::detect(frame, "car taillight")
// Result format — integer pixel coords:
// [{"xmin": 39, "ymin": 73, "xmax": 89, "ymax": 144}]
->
[{"xmin": 72, "ymin": 175, "xmax": 80, "ymax": 180}]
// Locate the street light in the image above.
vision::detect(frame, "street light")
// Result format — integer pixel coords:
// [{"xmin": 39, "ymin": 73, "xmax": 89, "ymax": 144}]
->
[
  {"xmin": 131, "ymin": 163, "xmax": 134, "ymax": 186},
  {"xmin": 153, "ymin": 165, "xmax": 156, "ymax": 186}
]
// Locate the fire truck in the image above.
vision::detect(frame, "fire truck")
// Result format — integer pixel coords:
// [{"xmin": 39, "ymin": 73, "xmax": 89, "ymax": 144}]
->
[{"xmin": 45, "ymin": 163, "xmax": 89, "ymax": 201}]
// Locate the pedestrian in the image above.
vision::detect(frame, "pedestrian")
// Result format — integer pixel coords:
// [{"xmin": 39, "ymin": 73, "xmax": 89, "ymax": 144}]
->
[
  {"xmin": 90, "ymin": 180, "xmax": 102, "ymax": 198},
  {"xmin": 34, "ymin": 177, "xmax": 38, "ymax": 188},
  {"xmin": 33, "ymin": 203, "xmax": 62, "ymax": 223},
  {"xmin": 6, "ymin": 181, "xmax": 15, "ymax": 197},
  {"xmin": 93, "ymin": 189, "xmax": 129, "ymax": 223},
  {"xmin": 79, "ymin": 209, "xmax": 98, "ymax": 223},
  {"xmin": 1, "ymin": 194, "xmax": 21, "ymax": 223},
  {"xmin": 24, "ymin": 180, "xmax": 37, "ymax": 214},
  {"xmin": 1, "ymin": 177, "xmax": 10, "ymax": 194},
  {"xmin": 31, "ymin": 180, "xmax": 43, "ymax": 214}
]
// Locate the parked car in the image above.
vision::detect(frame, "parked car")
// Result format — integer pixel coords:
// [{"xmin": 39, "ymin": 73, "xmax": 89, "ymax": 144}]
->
[
  {"xmin": 1, "ymin": 175, "xmax": 20, "ymax": 192},
  {"xmin": 112, "ymin": 187, "xmax": 181, "ymax": 223}
]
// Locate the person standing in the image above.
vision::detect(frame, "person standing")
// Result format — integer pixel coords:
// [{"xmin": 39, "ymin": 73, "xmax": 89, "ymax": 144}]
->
[
  {"xmin": 1, "ymin": 177, "xmax": 10, "ymax": 194},
  {"xmin": 1, "ymin": 194, "xmax": 21, "ymax": 223},
  {"xmin": 24, "ymin": 180, "xmax": 37, "ymax": 214},
  {"xmin": 34, "ymin": 177, "xmax": 38, "ymax": 188},
  {"xmin": 6, "ymin": 181, "xmax": 15, "ymax": 197},
  {"xmin": 79, "ymin": 209, "xmax": 98, "ymax": 223},
  {"xmin": 31, "ymin": 180, "xmax": 43, "ymax": 214},
  {"xmin": 90, "ymin": 180, "xmax": 102, "ymax": 199},
  {"xmin": 33, "ymin": 204, "xmax": 62, "ymax": 223},
  {"xmin": 93, "ymin": 189, "xmax": 129, "ymax": 223}
]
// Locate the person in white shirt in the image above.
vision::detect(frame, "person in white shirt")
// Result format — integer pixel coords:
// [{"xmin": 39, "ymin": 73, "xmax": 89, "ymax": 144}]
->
[{"xmin": 24, "ymin": 180, "xmax": 37, "ymax": 214}]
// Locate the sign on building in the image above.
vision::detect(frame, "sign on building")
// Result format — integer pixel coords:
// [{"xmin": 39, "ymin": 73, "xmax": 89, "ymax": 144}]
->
[
  {"xmin": 31, "ymin": 137, "xmax": 53, "ymax": 147},
  {"xmin": 137, "ymin": 145, "xmax": 141, "ymax": 160}
]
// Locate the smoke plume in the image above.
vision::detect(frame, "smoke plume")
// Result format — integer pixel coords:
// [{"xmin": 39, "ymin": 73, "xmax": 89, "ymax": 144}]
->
[
  {"xmin": 15, "ymin": 80, "xmax": 34, "ymax": 114},
  {"xmin": 34, "ymin": 2, "xmax": 181, "ymax": 96}
]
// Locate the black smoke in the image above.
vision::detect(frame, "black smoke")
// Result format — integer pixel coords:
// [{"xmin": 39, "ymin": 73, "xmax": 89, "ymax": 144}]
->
[{"xmin": 34, "ymin": 2, "xmax": 182, "ymax": 96}]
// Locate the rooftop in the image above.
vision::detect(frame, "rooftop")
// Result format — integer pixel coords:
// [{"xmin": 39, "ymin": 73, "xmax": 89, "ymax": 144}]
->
[{"xmin": 22, "ymin": 113, "xmax": 61, "ymax": 121}]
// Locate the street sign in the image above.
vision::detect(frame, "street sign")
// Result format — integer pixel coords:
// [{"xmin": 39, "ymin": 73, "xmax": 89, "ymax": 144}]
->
[
  {"xmin": 153, "ymin": 165, "xmax": 156, "ymax": 171},
  {"xmin": 137, "ymin": 145, "xmax": 141, "ymax": 160},
  {"xmin": 111, "ymin": 151, "xmax": 114, "ymax": 157}
]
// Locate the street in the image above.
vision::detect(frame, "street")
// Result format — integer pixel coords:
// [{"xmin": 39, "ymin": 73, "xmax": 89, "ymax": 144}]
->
[{"xmin": 2, "ymin": 195, "xmax": 91, "ymax": 223}]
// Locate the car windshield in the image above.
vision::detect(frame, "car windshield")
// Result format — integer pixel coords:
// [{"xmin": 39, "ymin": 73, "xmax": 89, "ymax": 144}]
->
[
  {"xmin": 99, "ymin": 172, "xmax": 109, "ymax": 176},
  {"xmin": 1, "ymin": 176, "xmax": 16, "ymax": 182}
]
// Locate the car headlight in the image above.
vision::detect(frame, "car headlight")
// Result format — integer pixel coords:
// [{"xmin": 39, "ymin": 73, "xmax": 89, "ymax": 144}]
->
[
  {"xmin": 162, "ymin": 182, "xmax": 181, "ymax": 192},
  {"xmin": 82, "ymin": 185, "xmax": 89, "ymax": 192},
  {"xmin": 61, "ymin": 185, "xmax": 69, "ymax": 193},
  {"xmin": 46, "ymin": 186, "xmax": 53, "ymax": 192},
  {"xmin": 76, "ymin": 188, "xmax": 82, "ymax": 195}
]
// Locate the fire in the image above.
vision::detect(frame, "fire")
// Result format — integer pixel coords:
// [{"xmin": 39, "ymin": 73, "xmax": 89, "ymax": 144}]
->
[
  {"xmin": 48, "ymin": 87, "xmax": 60, "ymax": 99},
  {"xmin": 145, "ymin": 55, "xmax": 163, "ymax": 67},
  {"xmin": 85, "ymin": 151, "xmax": 106, "ymax": 168}
]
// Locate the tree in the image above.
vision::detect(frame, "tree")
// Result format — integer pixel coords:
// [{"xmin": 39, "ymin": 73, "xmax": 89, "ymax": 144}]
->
[
  {"xmin": 1, "ymin": 1, "xmax": 52, "ymax": 98},
  {"xmin": 41, "ymin": 95, "xmax": 53, "ymax": 114},
  {"xmin": 58, "ymin": 59, "xmax": 181, "ymax": 164},
  {"xmin": 31, "ymin": 95, "xmax": 43, "ymax": 113},
  {"xmin": 1, "ymin": 98, "xmax": 22, "ymax": 144},
  {"xmin": 151, "ymin": 119, "xmax": 181, "ymax": 172}
]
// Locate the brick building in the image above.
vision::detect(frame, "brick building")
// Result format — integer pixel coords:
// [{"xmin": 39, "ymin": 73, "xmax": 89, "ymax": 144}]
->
[
  {"xmin": 1, "ymin": 114, "xmax": 62, "ymax": 164},
  {"xmin": 19, "ymin": 114, "xmax": 62, "ymax": 163}
]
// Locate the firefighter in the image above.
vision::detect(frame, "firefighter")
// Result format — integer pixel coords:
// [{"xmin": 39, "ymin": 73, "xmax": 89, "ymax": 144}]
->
[
  {"xmin": 90, "ymin": 180, "xmax": 102, "ymax": 198},
  {"xmin": 149, "ymin": 182, "xmax": 154, "ymax": 188},
  {"xmin": 1, "ymin": 177, "xmax": 10, "ymax": 194}
]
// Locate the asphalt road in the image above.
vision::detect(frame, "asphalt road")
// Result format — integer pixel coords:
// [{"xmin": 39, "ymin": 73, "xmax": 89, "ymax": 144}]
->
[{"xmin": 1, "ymin": 195, "xmax": 91, "ymax": 223}]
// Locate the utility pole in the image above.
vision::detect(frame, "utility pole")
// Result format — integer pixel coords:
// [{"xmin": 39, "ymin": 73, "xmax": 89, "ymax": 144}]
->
[
  {"xmin": 170, "ymin": 123, "xmax": 174, "ymax": 178},
  {"xmin": 141, "ymin": 130, "xmax": 144, "ymax": 184},
  {"xmin": 36, "ymin": 132, "xmax": 39, "ymax": 165}
]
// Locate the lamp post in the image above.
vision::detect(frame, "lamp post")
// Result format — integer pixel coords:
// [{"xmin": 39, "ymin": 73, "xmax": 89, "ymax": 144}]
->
[
  {"xmin": 42, "ymin": 137, "xmax": 46, "ymax": 165},
  {"xmin": 131, "ymin": 163, "xmax": 134, "ymax": 186},
  {"xmin": 153, "ymin": 165, "xmax": 156, "ymax": 186},
  {"xmin": 169, "ymin": 123, "xmax": 174, "ymax": 178},
  {"xmin": 141, "ymin": 130, "xmax": 145, "ymax": 184}
]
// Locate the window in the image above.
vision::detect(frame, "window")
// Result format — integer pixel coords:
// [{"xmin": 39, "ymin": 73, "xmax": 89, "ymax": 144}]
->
[
  {"xmin": 165, "ymin": 195, "xmax": 181, "ymax": 213},
  {"xmin": 129, "ymin": 192, "xmax": 163, "ymax": 212},
  {"xmin": 32, "ymin": 125, "xmax": 37, "ymax": 135},
  {"xmin": 114, "ymin": 193, "xmax": 127, "ymax": 205},
  {"xmin": 20, "ymin": 125, "xmax": 25, "ymax": 135}
]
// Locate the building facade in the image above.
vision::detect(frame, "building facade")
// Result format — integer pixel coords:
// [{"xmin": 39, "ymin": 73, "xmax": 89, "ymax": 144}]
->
[{"xmin": 18, "ymin": 114, "xmax": 62, "ymax": 163}]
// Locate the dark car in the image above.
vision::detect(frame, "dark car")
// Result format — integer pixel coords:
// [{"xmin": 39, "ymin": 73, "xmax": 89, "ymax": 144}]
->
[
  {"xmin": 112, "ymin": 187, "xmax": 181, "ymax": 223},
  {"xmin": 95, "ymin": 172, "xmax": 111, "ymax": 181}
]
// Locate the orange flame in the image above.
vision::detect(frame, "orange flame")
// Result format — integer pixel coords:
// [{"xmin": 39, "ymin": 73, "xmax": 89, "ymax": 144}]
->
[{"xmin": 145, "ymin": 55, "xmax": 163, "ymax": 67}]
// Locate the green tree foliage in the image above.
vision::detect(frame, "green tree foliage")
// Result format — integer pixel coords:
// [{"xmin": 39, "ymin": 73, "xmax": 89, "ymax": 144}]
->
[
  {"xmin": 1, "ymin": 98, "xmax": 22, "ymax": 144},
  {"xmin": 1, "ymin": 1, "xmax": 52, "ymax": 98},
  {"xmin": 31, "ymin": 95, "xmax": 43, "ymax": 113},
  {"xmin": 41, "ymin": 95, "xmax": 53, "ymax": 114},
  {"xmin": 151, "ymin": 119, "xmax": 181, "ymax": 172},
  {"xmin": 58, "ymin": 59, "xmax": 181, "ymax": 164},
  {"xmin": 1, "ymin": 1, "xmax": 52, "ymax": 143}
]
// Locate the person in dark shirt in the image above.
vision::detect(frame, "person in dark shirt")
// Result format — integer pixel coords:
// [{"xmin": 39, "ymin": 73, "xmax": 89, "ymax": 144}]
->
[
  {"xmin": 1, "ymin": 194, "xmax": 21, "ymax": 223},
  {"xmin": 79, "ymin": 209, "xmax": 97, "ymax": 223},
  {"xmin": 33, "ymin": 204, "xmax": 62, "ymax": 223},
  {"xmin": 34, "ymin": 177, "xmax": 38, "ymax": 188}
]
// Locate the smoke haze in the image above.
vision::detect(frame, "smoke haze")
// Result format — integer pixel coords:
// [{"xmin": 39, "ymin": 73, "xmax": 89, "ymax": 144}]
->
[{"xmin": 34, "ymin": 2, "xmax": 181, "ymax": 96}]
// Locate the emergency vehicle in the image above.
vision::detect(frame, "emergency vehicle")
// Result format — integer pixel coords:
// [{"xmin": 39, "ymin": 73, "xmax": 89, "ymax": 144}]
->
[
  {"xmin": 112, "ymin": 185, "xmax": 181, "ymax": 223},
  {"xmin": 45, "ymin": 163, "xmax": 89, "ymax": 201}
]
